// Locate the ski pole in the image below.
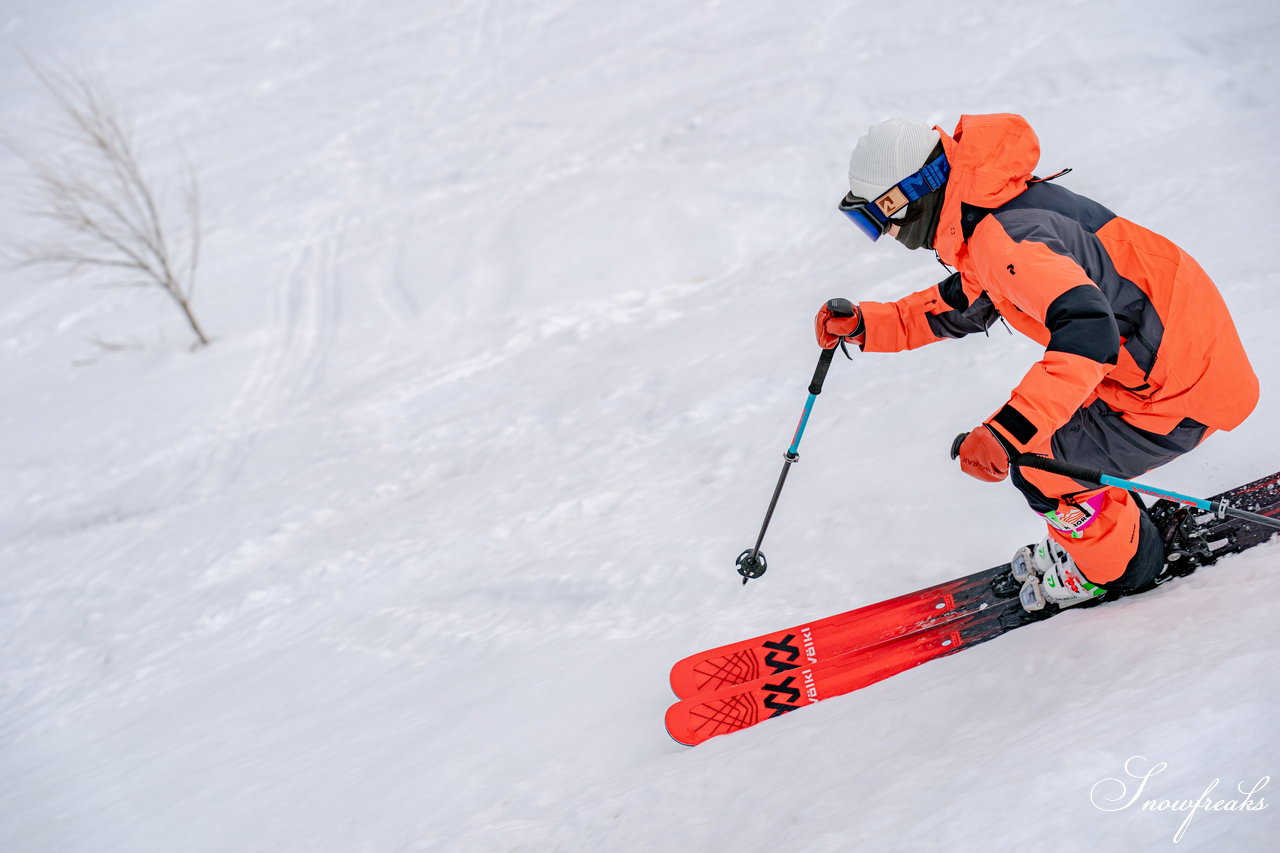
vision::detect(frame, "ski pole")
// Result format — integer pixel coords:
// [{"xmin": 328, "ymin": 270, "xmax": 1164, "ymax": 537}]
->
[
  {"xmin": 950, "ymin": 433, "xmax": 1280, "ymax": 532},
  {"xmin": 1011, "ymin": 453, "xmax": 1280, "ymax": 531},
  {"xmin": 736, "ymin": 342, "xmax": 843, "ymax": 585}
]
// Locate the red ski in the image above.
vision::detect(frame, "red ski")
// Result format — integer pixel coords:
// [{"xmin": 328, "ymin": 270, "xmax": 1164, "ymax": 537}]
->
[
  {"xmin": 665, "ymin": 599, "xmax": 1022, "ymax": 746},
  {"xmin": 669, "ymin": 563, "xmax": 1013, "ymax": 700}
]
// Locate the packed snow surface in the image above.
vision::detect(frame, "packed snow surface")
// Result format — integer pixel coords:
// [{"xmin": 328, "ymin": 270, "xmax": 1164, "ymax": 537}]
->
[{"xmin": 1, "ymin": 1, "xmax": 1278, "ymax": 850}]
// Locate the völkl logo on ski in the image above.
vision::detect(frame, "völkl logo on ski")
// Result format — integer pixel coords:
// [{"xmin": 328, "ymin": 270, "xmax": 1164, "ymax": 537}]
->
[
  {"xmin": 761, "ymin": 677, "xmax": 803, "ymax": 716},
  {"xmin": 761, "ymin": 635, "xmax": 801, "ymax": 673}
]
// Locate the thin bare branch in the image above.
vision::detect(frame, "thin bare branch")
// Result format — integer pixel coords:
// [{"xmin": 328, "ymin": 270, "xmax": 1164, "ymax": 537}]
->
[{"xmin": 8, "ymin": 59, "xmax": 209, "ymax": 347}]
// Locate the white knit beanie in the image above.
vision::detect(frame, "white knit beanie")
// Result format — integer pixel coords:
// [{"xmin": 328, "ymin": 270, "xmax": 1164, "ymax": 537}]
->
[{"xmin": 847, "ymin": 118, "xmax": 941, "ymax": 209}]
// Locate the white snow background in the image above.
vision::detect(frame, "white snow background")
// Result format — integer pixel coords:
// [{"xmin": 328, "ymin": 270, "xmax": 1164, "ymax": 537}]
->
[{"xmin": 2, "ymin": 0, "xmax": 1278, "ymax": 850}]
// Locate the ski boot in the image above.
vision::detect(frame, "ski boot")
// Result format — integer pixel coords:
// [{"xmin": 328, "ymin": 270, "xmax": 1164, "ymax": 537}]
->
[{"xmin": 1011, "ymin": 538, "xmax": 1108, "ymax": 613}]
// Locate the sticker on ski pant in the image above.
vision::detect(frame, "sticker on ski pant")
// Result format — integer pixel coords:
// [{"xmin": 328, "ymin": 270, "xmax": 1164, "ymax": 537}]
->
[{"xmin": 1041, "ymin": 492, "xmax": 1106, "ymax": 538}]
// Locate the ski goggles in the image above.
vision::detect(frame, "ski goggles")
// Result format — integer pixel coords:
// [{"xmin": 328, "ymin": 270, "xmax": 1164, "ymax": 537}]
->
[{"xmin": 838, "ymin": 152, "xmax": 951, "ymax": 242}]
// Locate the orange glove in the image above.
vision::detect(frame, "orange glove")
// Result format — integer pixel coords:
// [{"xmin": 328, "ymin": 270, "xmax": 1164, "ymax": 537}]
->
[
  {"xmin": 952, "ymin": 426, "xmax": 1010, "ymax": 483},
  {"xmin": 814, "ymin": 298, "xmax": 865, "ymax": 349}
]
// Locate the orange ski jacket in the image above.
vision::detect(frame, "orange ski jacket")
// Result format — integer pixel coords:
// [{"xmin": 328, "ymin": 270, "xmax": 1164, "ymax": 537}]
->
[{"xmin": 858, "ymin": 113, "xmax": 1258, "ymax": 452}]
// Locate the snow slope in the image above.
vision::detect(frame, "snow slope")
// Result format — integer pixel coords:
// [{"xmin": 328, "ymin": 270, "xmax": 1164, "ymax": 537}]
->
[{"xmin": 1, "ymin": 0, "xmax": 1278, "ymax": 850}]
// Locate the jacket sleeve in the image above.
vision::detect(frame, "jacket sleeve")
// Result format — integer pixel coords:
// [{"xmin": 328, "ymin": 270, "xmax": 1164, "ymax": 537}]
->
[
  {"xmin": 970, "ymin": 218, "xmax": 1121, "ymax": 453},
  {"xmin": 859, "ymin": 272, "xmax": 1000, "ymax": 352}
]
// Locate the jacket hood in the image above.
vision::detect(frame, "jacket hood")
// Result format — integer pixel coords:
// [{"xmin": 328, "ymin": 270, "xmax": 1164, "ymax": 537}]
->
[{"xmin": 933, "ymin": 113, "xmax": 1041, "ymax": 264}]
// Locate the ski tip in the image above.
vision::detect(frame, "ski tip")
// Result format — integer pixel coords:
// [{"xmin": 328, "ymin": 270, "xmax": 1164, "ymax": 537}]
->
[
  {"xmin": 664, "ymin": 704, "xmax": 699, "ymax": 747},
  {"xmin": 668, "ymin": 670, "xmax": 685, "ymax": 700}
]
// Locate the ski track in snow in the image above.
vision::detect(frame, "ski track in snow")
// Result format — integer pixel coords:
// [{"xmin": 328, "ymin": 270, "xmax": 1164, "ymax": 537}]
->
[
  {"xmin": 205, "ymin": 212, "xmax": 345, "ymax": 493},
  {"xmin": 1, "ymin": 1, "xmax": 1279, "ymax": 851}
]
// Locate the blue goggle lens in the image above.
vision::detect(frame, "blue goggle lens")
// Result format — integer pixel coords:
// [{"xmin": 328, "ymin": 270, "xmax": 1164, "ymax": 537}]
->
[{"xmin": 839, "ymin": 194, "xmax": 888, "ymax": 242}]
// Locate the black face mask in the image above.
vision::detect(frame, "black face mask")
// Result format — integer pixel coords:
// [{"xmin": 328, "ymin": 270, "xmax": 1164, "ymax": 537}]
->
[{"xmin": 892, "ymin": 185, "xmax": 945, "ymax": 251}]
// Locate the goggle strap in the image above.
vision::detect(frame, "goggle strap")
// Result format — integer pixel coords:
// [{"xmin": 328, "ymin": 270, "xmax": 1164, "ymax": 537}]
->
[
  {"xmin": 873, "ymin": 153, "xmax": 951, "ymax": 216},
  {"xmin": 916, "ymin": 153, "xmax": 950, "ymax": 194}
]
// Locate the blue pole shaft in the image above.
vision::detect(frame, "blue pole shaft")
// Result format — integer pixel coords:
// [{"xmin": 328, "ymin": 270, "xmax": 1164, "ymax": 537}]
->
[
  {"xmin": 1096, "ymin": 473, "xmax": 1213, "ymax": 512},
  {"xmin": 788, "ymin": 393, "xmax": 817, "ymax": 457}
]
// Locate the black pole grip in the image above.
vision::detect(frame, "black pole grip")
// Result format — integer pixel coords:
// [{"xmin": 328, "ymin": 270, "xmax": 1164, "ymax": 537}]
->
[
  {"xmin": 808, "ymin": 345, "xmax": 837, "ymax": 395},
  {"xmin": 826, "ymin": 298, "xmax": 856, "ymax": 318},
  {"xmin": 1013, "ymin": 453, "xmax": 1106, "ymax": 487}
]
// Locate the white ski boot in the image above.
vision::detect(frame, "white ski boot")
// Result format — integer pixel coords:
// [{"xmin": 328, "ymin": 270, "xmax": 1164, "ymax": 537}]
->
[{"xmin": 1012, "ymin": 538, "xmax": 1107, "ymax": 612}]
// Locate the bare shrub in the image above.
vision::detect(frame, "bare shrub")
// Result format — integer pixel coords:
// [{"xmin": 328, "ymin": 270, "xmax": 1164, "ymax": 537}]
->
[{"xmin": 5, "ymin": 62, "xmax": 208, "ymax": 347}]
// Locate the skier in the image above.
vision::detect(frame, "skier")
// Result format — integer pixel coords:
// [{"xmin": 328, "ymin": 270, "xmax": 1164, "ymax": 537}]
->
[{"xmin": 818, "ymin": 113, "xmax": 1258, "ymax": 611}]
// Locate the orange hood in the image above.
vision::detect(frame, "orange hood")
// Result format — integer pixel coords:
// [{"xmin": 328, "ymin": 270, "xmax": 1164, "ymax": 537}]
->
[{"xmin": 933, "ymin": 113, "xmax": 1041, "ymax": 265}]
